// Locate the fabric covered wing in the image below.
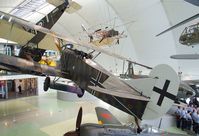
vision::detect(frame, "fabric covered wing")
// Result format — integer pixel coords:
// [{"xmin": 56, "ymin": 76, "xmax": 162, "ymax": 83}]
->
[
  {"xmin": 38, "ymin": 35, "xmax": 59, "ymax": 51},
  {"xmin": 0, "ymin": 19, "xmax": 34, "ymax": 45},
  {"xmin": 0, "ymin": 19, "xmax": 58, "ymax": 51},
  {"xmin": 88, "ymin": 86, "xmax": 149, "ymax": 101}
]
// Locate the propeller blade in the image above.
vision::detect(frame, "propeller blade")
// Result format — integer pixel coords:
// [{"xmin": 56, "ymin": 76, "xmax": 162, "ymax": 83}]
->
[
  {"xmin": 99, "ymin": 37, "xmax": 105, "ymax": 43},
  {"xmin": 76, "ymin": 107, "xmax": 82, "ymax": 131},
  {"xmin": 95, "ymin": 29, "xmax": 102, "ymax": 32},
  {"xmin": 156, "ymin": 13, "xmax": 199, "ymax": 36},
  {"xmin": 64, "ymin": 131, "xmax": 78, "ymax": 136}
]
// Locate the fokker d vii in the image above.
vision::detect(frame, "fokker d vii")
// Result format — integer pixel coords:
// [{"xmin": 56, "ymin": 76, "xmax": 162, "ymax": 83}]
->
[{"xmin": 0, "ymin": 8, "xmax": 180, "ymax": 135}]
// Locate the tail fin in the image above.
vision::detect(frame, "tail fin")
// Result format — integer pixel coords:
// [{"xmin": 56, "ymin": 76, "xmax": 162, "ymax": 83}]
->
[
  {"xmin": 143, "ymin": 64, "xmax": 179, "ymax": 119},
  {"xmin": 125, "ymin": 64, "xmax": 179, "ymax": 120},
  {"xmin": 95, "ymin": 107, "xmax": 122, "ymax": 125}
]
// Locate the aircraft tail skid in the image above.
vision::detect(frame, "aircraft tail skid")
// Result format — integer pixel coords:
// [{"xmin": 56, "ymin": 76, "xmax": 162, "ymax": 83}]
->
[{"xmin": 124, "ymin": 64, "xmax": 179, "ymax": 120}]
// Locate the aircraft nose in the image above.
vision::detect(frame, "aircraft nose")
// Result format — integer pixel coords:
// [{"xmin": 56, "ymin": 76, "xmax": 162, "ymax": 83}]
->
[{"xmin": 179, "ymin": 35, "xmax": 188, "ymax": 45}]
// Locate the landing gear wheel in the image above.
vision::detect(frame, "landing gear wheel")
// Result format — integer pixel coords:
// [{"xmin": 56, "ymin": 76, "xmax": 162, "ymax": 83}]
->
[
  {"xmin": 77, "ymin": 89, "xmax": 85, "ymax": 98},
  {"xmin": 44, "ymin": 77, "xmax": 50, "ymax": 91}
]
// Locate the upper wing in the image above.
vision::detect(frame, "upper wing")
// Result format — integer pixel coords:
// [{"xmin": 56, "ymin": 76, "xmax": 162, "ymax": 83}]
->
[
  {"xmin": 95, "ymin": 107, "xmax": 122, "ymax": 125},
  {"xmin": 38, "ymin": 35, "xmax": 59, "ymax": 51},
  {"xmin": 0, "ymin": 19, "xmax": 35, "ymax": 45},
  {"xmin": 0, "ymin": 11, "xmax": 152, "ymax": 69},
  {"xmin": 0, "ymin": 11, "xmax": 58, "ymax": 51}
]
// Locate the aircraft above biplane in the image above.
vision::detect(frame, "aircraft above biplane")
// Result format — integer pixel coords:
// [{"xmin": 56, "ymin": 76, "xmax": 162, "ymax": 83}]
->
[
  {"xmin": 156, "ymin": 0, "xmax": 199, "ymax": 47},
  {"xmin": 81, "ymin": 24, "xmax": 127, "ymax": 46},
  {"xmin": 156, "ymin": 13, "xmax": 199, "ymax": 47}
]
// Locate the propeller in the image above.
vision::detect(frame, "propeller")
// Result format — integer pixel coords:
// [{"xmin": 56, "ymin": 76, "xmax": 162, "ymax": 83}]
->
[
  {"xmin": 95, "ymin": 28, "xmax": 102, "ymax": 32},
  {"xmin": 156, "ymin": 13, "xmax": 199, "ymax": 36},
  {"xmin": 64, "ymin": 107, "xmax": 83, "ymax": 136}
]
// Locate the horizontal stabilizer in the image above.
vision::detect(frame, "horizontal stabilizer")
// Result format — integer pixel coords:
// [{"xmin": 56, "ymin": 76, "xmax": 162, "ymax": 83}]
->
[
  {"xmin": 88, "ymin": 86, "xmax": 149, "ymax": 101},
  {"xmin": 95, "ymin": 107, "xmax": 122, "ymax": 125}
]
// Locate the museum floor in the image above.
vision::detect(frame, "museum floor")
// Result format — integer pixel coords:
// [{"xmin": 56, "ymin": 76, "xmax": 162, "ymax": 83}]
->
[{"xmin": 0, "ymin": 90, "xmax": 190, "ymax": 136}]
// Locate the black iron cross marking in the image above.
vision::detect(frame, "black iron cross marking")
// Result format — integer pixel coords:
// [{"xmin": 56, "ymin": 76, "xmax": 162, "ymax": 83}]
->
[
  {"xmin": 90, "ymin": 72, "xmax": 104, "ymax": 88},
  {"xmin": 153, "ymin": 80, "xmax": 176, "ymax": 106}
]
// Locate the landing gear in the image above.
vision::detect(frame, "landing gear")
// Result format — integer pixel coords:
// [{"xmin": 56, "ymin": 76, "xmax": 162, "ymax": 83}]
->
[
  {"xmin": 44, "ymin": 76, "xmax": 50, "ymax": 91},
  {"xmin": 77, "ymin": 88, "xmax": 85, "ymax": 98},
  {"xmin": 135, "ymin": 117, "xmax": 142, "ymax": 134}
]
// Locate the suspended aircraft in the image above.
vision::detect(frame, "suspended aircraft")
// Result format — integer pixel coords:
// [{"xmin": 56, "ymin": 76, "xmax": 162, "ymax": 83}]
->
[
  {"xmin": 156, "ymin": 1, "xmax": 199, "ymax": 46},
  {"xmin": 81, "ymin": 24, "xmax": 127, "ymax": 46},
  {"xmin": 0, "ymin": 0, "xmax": 79, "ymax": 62},
  {"xmin": 0, "ymin": 10, "xmax": 180, "ymax": 135},
  {"xmin": 64, "ymin": 106, "xmax": 186, "ymax": 136}
]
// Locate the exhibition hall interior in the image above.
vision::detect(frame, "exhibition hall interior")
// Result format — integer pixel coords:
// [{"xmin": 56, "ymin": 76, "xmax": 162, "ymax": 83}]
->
[{"xmin": 0, "ymin": 0, "xmax": 198, "ymax": 135}]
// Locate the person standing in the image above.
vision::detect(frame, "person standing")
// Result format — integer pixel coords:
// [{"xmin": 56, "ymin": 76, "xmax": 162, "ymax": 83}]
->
[
  {"xmin": 186, "ymin": 110, "xmax": 192, "ymax": 130},
  {"xmin": 195, "ymin": 110, "xmax": 199, "ymax": 134},
  {"xmin": 175, "ymin": 106, "xmax": 182, "ymax": 128},
  {"xmin": 18, "ymin": 80, "xmax": 22, "ymax": 94},
  {"xmin": 180, "ymin": 107, "xmax": 187, "ymax": 130},
  {"xmin": 192, "ymin": 109, "xmax": 197, "ymax": 133}
]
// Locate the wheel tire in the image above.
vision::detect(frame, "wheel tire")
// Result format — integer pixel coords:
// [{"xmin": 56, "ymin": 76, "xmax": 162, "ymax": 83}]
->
[
  {"xmin": 77, "ymin": 89, "xmax": 85, "ymax": 98},
  {"xmin": 44, "ymin": 77, "xmax": 50, "ymax": 91}
]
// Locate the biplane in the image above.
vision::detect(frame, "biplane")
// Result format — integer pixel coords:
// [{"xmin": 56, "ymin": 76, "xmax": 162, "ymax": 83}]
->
[{"xmin": 0, "ymin": 5, "xmax": 180, "ymax": 135}]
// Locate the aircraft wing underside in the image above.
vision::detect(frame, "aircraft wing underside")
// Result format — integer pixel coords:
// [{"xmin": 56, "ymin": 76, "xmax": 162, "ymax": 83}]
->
[
  {"xmin": 0, "ymin": 19, "xmax": 34, "ymax": 45},
  {"xmin": 0, "ymin": 19, "xmax": 58, "ymax": 51},
  {"xmin": 0, "ymin": 54, "xmax": 65, "ymax": 77},
  {"xmin": 88, "ymin": 86, "xmax": 149, "ymax": 101}
]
